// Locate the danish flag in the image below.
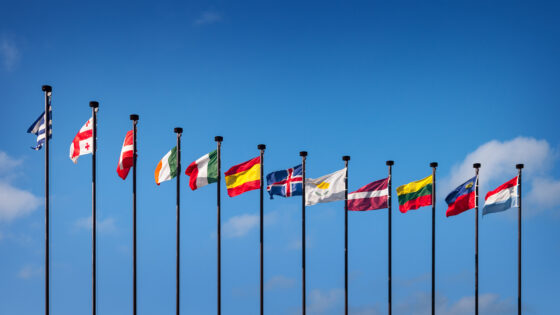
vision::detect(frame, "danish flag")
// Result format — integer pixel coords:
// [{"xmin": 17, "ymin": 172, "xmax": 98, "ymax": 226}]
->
[
  {"xmin": 69, "ymin": 117, "xmax": 93, "ymax": 163},
  {"xmin": 117, "ymin": 130, "xmax": 134, "ymax": 180}
]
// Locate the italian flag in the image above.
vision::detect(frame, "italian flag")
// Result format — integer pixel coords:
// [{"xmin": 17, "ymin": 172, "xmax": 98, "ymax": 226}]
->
[
  {"xmin": 154, "ymin": 147, "xmax": 178, "ymax": 185},
  {"xmin": 185, "ymin": 150, "xmax": 218, "ymax": 190}
]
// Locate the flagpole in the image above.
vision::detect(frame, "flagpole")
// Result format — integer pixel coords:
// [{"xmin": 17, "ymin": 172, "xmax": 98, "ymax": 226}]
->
[
  {"xmin": 386, "ymin": 160, "xmax": 394, "ymax": 315},
  {"xmin": 516, "ymin": 163, "xmax": 523, "ymax": 315},
  {"xmin": 258, "ymin": 144, "xmax": 266, "ymax": 315},
  {"xmin": 473, "ymin": 163, "xmax": 481, "ymax": 315},
  {"xmin": 42, "ymin": 84, "xmax": 51, "ymax": 315},
  {"xmin": 130, "ymin": 114, "xmax": 139, "ymax": 315},
  {"xmin": 430, "ymin": 162, "xmax": 438, "ymax": 315},
  {"xmin": 174, "ymin": 127, "xmax": 182, "ymax": 315},
  {"xmin": 300, "ymin": 151, "xmax": 308, "ymax": 315},
  {"xmin": 215, "ymin": 136, "xmax": 223, "ymax": 315},
  {"xmin": 342, "ymin": 155, "xmax": 350, "ymax": 315},
  {"xmin": 90, "ymin": 101, "xmax": 99, "ymax": 315}
]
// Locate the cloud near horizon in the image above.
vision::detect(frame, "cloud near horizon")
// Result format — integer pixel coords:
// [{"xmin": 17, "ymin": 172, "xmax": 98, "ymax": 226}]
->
[
  {"xmin": 74, "ymin": 216, "xmax": 117, "ymax": 234},
  {"xmin": 0, "ymin": 152, "xmax": 41, "ymax": 222}
]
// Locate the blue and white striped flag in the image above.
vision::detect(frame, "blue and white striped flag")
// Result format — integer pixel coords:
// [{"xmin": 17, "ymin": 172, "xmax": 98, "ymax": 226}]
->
[{"xmin": 27, "ymin": 92, "xmax": 52, "ymax": 150}]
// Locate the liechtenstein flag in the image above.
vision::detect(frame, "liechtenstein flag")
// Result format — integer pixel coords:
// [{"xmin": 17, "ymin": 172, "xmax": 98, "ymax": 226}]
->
[{"xmin": 445, "ymin": 176, "xmax": 477, "ymax": 217}]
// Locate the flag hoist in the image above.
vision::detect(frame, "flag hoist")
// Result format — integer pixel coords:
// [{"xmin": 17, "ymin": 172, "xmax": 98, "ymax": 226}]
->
[
  {"xmin": 342, "ymin": 155, "xmax": 350, "ymax": 315},
  {"xmin": 300, "ymin": 151, "xmax": 307, "ymax": 315}
]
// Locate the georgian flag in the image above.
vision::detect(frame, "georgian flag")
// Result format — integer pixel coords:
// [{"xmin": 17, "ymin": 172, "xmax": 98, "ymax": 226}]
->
[
  {"xmin": 117, "ymin": 130, "xmax": 134, "ymax": 180},
  {"xmin": 69, "ymin": 117, "xmax": 93, "ymax": 163}
]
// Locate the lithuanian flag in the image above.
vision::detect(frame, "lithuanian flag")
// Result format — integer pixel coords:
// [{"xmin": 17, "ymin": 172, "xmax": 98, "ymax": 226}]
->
[
  {"xmin": 397, "ymin": 175, "xmax": 433, "ymax": 213},
  {"xmin": 225, "ymin": 156, "xmax": 261, "ymax": 197}
]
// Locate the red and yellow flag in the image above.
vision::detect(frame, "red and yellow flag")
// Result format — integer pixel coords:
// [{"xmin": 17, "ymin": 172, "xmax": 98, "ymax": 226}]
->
[{"xmin": 225, "ymin": 156, "xmax": 261, "ymax": 197}]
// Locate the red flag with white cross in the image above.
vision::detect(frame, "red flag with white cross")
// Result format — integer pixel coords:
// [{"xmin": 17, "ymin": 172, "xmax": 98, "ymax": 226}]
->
[{"xmin": 69, "ymin": 117, "xmax": 93, "ymax": 163}]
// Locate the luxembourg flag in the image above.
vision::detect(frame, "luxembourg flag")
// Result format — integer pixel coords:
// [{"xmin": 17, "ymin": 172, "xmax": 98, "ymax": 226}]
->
[{"xmin": 482, "ymin": 176, "xmax": 519, "ymax": 215}]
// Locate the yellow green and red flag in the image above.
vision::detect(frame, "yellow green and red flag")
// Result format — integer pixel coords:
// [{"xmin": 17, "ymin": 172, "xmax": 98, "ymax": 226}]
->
[
  {"xmin": 396, "ymin": 175, "xmax": 433, "ymax": 213},
  {"xmin": 225, "ymin": 156, "xmax": 261, "ymax": 197}
]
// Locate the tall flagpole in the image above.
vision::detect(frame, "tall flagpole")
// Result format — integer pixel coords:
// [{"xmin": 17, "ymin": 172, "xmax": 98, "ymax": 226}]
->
[
  {"xmin": 130, "ymin": 114, "xmax": 139, "ymax": 315},
  {"xmin": 300, "ymin": 151, "xmax": 308, "ymax": 315},
  {"xmin": 42, "ymin": 84, "xmax": 51, "ymax": 315},
  {"xmin": 258, "ymin": 144, "xmax": 266, "ymax": 315},
  {"xmin": 473, "ymin": 163, "xmax": 481, "ymax": 315},
  {"xmin": 215, "ymin": 136, "xmax": 223, "ymax": 315},
  {"xmin": 90, "ymin": 101, "xmax": 99, "ymax": 315},
  {"xmin": 342, "ymin": 155, "xmax": 350, "ymax": 315},
  {"xmin": 174, "ymin": 127, "xmax": 182, "ymax": 315},
  {"xmin": 430, "ymin": 162, "xmax": 438, "ymax": 315},
  {"xmin": 386, "ymin": 160, "xmax": 394, "ymax": 315},
  {"xmin": 516, "ymin": 163, "xmax": 523, "ymax": 315}
]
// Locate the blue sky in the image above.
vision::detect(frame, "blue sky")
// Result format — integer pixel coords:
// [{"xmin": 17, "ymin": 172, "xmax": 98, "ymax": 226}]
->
[{"xmin": 1, "ymin": 1, "xmax": 560, "ymax": 314}]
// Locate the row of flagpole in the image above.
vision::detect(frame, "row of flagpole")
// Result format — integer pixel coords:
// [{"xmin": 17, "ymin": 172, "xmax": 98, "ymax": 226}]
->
[{"xmin": 33, "ymin": 86, "xmax": 524, "ymax": 315}]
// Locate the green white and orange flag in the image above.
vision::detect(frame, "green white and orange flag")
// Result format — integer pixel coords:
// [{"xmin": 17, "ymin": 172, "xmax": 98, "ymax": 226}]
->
[
  {"xmin": 154, "ymin": 147, "xmax": 178, "ymax": 185},
  {"xmin": 397, "ymin": 175, "xmax": 433, "ymax": 213},
  {"xmin": 225, "ymin": 156, "xmax": 261, "ymax": 197}
]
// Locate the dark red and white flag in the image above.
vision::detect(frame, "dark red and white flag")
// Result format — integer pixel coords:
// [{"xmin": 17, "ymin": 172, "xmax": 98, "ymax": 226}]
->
[
  {"xmin": 117, "ymin": 130, "xmax": 134, "ymax": 180},
  {"xmin": 347, "ymin": 177, "xmax": 389, "ymax": 211},
  {"xmin": 69, "ymin": 117, "xmax": 93, "ymax": 163}
]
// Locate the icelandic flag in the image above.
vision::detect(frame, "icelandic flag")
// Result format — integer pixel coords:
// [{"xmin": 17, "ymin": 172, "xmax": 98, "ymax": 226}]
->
[
  {"xmin": 482, "ymin": 176, "xmax": 519, "ymax": 215},
  {"xmin": 27, "ymin": 94, "xmax": 52, "ymax": 150},
  {"xmin": 445, "ymin": 176, "xmax": 476, "ymax": 217},
  {"xmin": 266, "ymin": 164, "xmax": 303, "ymax": 199}
]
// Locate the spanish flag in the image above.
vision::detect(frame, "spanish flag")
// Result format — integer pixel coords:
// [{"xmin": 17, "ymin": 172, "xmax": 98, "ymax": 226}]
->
[
  {"xmin": 396, "ymin": 175, "xmax": 433, "ymax": 213},
  {"xmin": 225, "ymin": 156, "xmax": 261, "ymax": 197}
]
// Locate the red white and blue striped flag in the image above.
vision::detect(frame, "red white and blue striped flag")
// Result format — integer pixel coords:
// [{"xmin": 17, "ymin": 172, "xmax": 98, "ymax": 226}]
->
[{"xmin": 482, "ymin": 176, "xmax": 518, "ymax": 215}]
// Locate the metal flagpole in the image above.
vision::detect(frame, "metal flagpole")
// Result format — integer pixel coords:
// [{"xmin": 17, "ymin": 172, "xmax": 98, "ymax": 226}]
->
[
  {"xmin": 42, "ymin": 84, "xmax": 51, "ymax": 315},
  {"xmin": 342, "ymin": 155, "xmax": 350, "ymax": 315},
  {"xmin": 300, "ymin": 151, "xmax": 308, "ymax": 315},
  {"xmin": 258, "ymin": 144, "xmax": 266, "ymax": 315},
  {"xmin": 473, "ymin": 163, "xmax": 481, "ymax": 315},
  {"xmin": 174, "ymin": 127, "xmax": 182, "ymax": 315},
  {"xmin": 386, "ymin": 160, "xmax": 394, "ymax": 315},
  {"xmin": 516, "ymin": 163, "xmax": 523, "ymax": 315},
  {"xmin": 215, "ymin": 136, "xmax": 223, "ymax": 315},
  {"xmin": 430, "ymin": 162, "xmax": 438, "ymax": 315},
  {"xmin": 90, "ymin": 101, "xmax": 99, "ymax": 315},
  {"xmin": 130, "ymin": 114, "xmax": 139, "ymax": 315}
]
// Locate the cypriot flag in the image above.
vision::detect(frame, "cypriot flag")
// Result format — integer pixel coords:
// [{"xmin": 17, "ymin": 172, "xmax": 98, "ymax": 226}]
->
[{"xmin": 305, "ymin": 168, "xmax": 346, "ymax": 206}]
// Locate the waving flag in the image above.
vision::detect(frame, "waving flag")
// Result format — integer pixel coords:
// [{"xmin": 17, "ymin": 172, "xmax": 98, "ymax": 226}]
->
[
  {"xmin": 225, "ymin": 156, "xmax": 261, "ymax": 197},
  {"xmin": 483, "ymin": 176, "xmax": 518, "ymax": 215},
  {"xmin": 445, "ymin": 176, "xmax": 476, "ymax": 217},
  {"xmin": 117, "ymin": 130, "xmax": 134, "ymax": 180},
  {"xmin": 27, "ymin": 95, "xmax": 52, "ymax": 150},
  {"xmin": 69, "ymin": 117, "xmax": 93, "ymax": 163},
  {"xmin": 266, "ymin": 164, "xmax": 303, "ymax": 199},
  {"xmin": 397, "ymin": 175, "xmax": 433, "ymax": 213},
  {"xmin": 154, "ymin": 147, "xmax": 178, "ymax": 185},
  {"xmin": 185, "ymin": 150, "xmax": 218, "ymax": 190},
  {"xmin": 305, "ymin": 168, "xmax": 346, "ymax": 206},
  {"xmin": 348, "ymin": 177, "xmax": 389, "ymax": 211}
]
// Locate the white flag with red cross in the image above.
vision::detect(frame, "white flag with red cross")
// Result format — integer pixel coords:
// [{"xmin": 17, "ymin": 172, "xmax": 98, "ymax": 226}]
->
[{"xmin": 69, "ymin": 117, "xmax": 93, "ymax": 163}]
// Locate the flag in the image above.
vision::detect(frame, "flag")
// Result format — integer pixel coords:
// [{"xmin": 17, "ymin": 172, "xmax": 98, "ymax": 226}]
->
[
  {"xmin": 266, "ymin": 164, "xmax": 303, "ymax": 199},
  {"xmin": 482, "ymin": 176, "xmax": 518, "ymax": 215},
  {"xmin": 185, "ymin": 150, "xmax": 218, "ymax": 190},
  {"xmin": 27, "ymin": 96, "xmax": 52, "ymax": 150},
  {"xmin": 305, "ymin": 168, "xmax": 346, "ymax": 206},
  {"xmin": 117, "ymin": 130, "xmax": 134, "ymax": 180},
  {"xmin": 348, "ymin": 177, "xmax": 389, "ymax": 211},
  {"xmin": 225, "ymin": 156, "xmax": 261, "ymax": 197},
  {"xmin": 154, "ymin": 147, "xmax": 178, "ymax": 185},
  {"xmin": 397, "ymin": 175, "xmax": 433, "ymax": 213},
  {"xmin": 69, "ymin": 117, "xmax": 93, "ymax": 163},
  {"xmin": 445, "ymin": 176, "xmax": 476, "ymax": 217}
]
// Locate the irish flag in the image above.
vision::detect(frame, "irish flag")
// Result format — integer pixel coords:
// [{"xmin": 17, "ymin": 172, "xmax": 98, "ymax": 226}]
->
[
  {"xmin": 185, "ymin": 150, "xmax": 218, "ymax": 190},
  {"xmin": 154, "ymin": 147, "xmax": 178, "ymax": 185},
  {"xmin": 397, "ymin": 175, "xmax": 433, "ymax": 213}
]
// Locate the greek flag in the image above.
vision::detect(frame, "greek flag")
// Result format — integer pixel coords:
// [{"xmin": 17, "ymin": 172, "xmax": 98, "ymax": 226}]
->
[{"xmin": 27, "ymin": 93, "xmax": 52, "ymax": 150}]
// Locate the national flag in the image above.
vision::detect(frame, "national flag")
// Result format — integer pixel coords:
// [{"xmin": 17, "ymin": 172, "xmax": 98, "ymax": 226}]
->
[
  {"xmin": 445, "ymin": 176, "xmax": 476, "ymax": 217},
  {"xmin": 305, "ymin": 168, "xmax": 346, "ymax": 206},
  {"xmin": 396, "ymin": 175, "xmax": 433, "ymax": 213},
  {"xmin": 266, "ymin": 164, "xmax": 303, "ymax": 199},
  {"xmin": 185, "ymin": 150, "xmax": 218, "ymax": 190},
  {"xmin": 69, "ymin": 117, "xmax": 93, "ymax": 163},
  {"xmin": 117, "ymin": 130, "xmax": 134, "ymax": 180},
  {"xmin": 225, "ymin": 156, "xmax": 261, "ymax": 197},
  {"xmin": 348, "ymin": 177, "xmax": 389, "ymax": 211},
  {"xmin": 27, "ymin": 94, "xmax": 52, "ymax": 150},
  {"xmin": 482, "ymin": 176, "xmax": 518, "ymax": 215},
  {"xmin": 154, "ymin": 147, "xmax": 178, "ymax": 185}
]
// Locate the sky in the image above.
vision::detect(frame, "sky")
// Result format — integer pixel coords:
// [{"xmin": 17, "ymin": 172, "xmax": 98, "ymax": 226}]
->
[{"xmin": 1, "ymin": 0, "xmax": 560, "ymax": 314}]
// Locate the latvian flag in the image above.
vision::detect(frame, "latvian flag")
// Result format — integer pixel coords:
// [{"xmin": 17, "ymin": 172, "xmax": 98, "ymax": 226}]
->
[
  {"xmin": 117, "ymin": 130, "xmax": 134, "ymax": 180},
  {"xmin": 69, "ymin": 117, "xmax": 93, "ymax": 163},
  {"xmin": 482, "ymin": 176, "xmax": 518, "ymax": 215},
  {"xmin": 347, "ymin": 177, "xmax": 389, "ymax": 211}
]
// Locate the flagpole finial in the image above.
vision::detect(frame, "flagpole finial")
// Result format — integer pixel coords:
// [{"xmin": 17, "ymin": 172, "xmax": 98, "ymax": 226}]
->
[
  {"xmin": 516, "ymin": 164, "xmax": 524, "ymax": 169},
  {"xmin": 386, "ymin": 160, "xmax": 394, "ymax": 166},
  {"xmin": 130, "ymin": 114, "xmax": 139, "ymax": 121},
  {"xmin": 174, "ymin": 127, "xmax": 183, "ymax": 134},
  {"xmin": 258, "ymin": 144, "xmax": 266, "ymax": 150},
  {"xmin": 215, "ymin": 136, "xmax": 223, "ymax": 142},
  {"xmin": 300, "ymin": 151, "xmax": 307, "ymax": 157},
  {"xmin": 42, "ymin": 85, "xmax": 52, "ymax": 92},
  {"xmin": 342, "ymin": 156, "xmax": 350, "ymax": 161},
  {"xmin": 473, "ymin": 163, "xmax": 481, "ymax": 168},
  {"xmin": 89, "ymin": 101, "xmax": 99, "ymax": 108},
  {"xmin": 430, "ymin": 162, "xmax": 438, "ymax": 168}
]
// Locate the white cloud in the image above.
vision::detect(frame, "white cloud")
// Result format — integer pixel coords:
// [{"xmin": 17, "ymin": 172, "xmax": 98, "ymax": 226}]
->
[
  {"xmin": 74, "ymin": 216, "xmax": 116, "ymax": 234},
  {"xmin": 194, "ymin": 11, "xmax": 222, "ymax": 26},
  {"xmin": 18, "ymin": 264, "xmax": 43, "ymax": 280},
  {"xmin": 0, "ymin": 181, "xmax": 41, "ymax": 222},
  {"xmin": 0, "ymin": 36, "xmax": 20, "ymax": 71},
  {"xmin": 265, "ymin": 275, "xmax": 296, "ymax": 291},
  {"xmin": 0, "ymin": 151, "xmax": 22, "ymax": 175},
  {"xmin": 222, "ymin": 214, "xmax": 259, "ymax": 238},
  {"xmin": 307, "ymin": 288, "xmax": 344, "ymax": 314},
  {"xmin": 395, "ymin": 292, "xmax": 516, "ymax": 315}
]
